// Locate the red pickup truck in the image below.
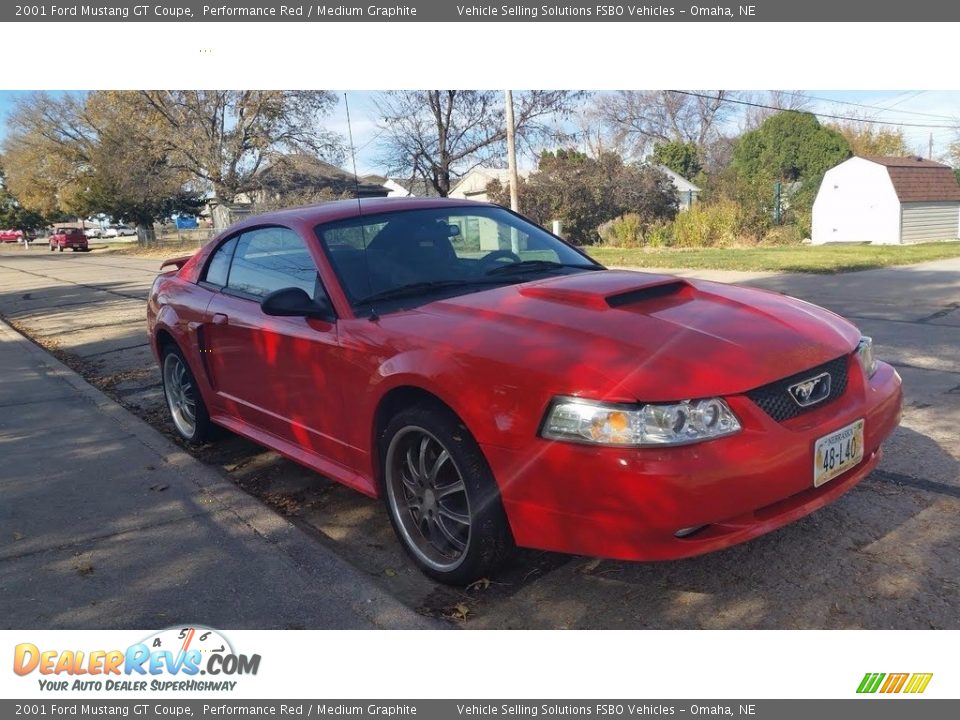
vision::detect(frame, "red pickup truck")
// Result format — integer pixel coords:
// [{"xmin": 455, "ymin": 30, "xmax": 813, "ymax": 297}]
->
[{"xmin": 49, "ymin": 228, "xmax": 89, "ymax": 252}]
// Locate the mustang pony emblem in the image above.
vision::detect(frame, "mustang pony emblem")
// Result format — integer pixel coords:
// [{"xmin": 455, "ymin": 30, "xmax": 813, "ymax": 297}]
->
[{"xmin": 788, "ymin": 372, "xmax": 832, "ymax": 407}]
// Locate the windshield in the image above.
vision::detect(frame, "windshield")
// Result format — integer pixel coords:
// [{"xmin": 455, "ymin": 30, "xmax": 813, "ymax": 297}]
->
[{"xmin": 315, "ymin": 205, "xmax": 602, "ymax": 313}]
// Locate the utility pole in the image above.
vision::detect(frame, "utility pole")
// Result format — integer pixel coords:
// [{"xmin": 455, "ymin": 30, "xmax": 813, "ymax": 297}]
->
[
  {"xmin": 929, "ymin": 132, "xmax": 933, "ymax": 160},
  {"xmin": 504, "ymin": 90, "xmax": 519, "ymax": 212}
]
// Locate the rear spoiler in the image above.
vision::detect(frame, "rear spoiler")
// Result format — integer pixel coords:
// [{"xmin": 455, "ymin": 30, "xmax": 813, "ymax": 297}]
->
[{"xmin": 159, "ymin": 255, "xmax": 193, "ymax": 272}]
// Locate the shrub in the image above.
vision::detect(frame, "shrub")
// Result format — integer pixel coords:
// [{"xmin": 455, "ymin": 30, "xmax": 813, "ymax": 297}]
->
[
  {"xmin": 597, "ymin": 213, "xmax": 645, "ymax": 247},
  {"xmin": 670, "ymin": 200, "xmax": 743, "ymax": 247},
  {"xmin": 488, "ymin": 150, "xmax": 679, "ymax": 245},
  {"xmin": 597, "ymin": 214, "xmax": 674, "ymax": 248}
]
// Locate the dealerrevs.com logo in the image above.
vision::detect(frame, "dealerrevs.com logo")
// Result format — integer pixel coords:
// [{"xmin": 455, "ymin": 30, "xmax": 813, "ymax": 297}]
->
[
  {"xmin": 857, "ymin": 673, "xmax": 933, "ymax": 694},
  {"xmin": 13, "ymin": 626, "xmax": 261, "ymax": 692}
]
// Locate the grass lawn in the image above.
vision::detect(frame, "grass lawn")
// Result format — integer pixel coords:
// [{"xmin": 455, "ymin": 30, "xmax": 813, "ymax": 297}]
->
[
  {"xmin": 98, "ymin": 237, "xmax": 960, "ymax": 275},
  {"xmin": 587, "ymin": 242, "xmax": 960, "ymax": 274}
]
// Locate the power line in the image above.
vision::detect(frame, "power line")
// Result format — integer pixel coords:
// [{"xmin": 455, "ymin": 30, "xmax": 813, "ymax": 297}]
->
[
  {"xmin": 782, "ymin": 91, "xmax": 957, "ymax": 121},
  {"xmin": 669, "ymin": 90, "xmax": 960, "ymax": 130}
]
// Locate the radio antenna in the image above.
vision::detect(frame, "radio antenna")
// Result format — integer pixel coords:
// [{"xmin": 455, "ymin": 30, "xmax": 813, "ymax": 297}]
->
[
  {"xmin": 344, "ymin": 93, "xmax": 363, "ymax": 216},
  {"xmin": 343, "ymin": 93, "xmax": 378, "ymax": 320}
]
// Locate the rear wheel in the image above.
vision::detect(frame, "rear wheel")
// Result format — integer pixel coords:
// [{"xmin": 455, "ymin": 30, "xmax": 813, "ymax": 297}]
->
[
  {"xmin": 381, "ymin": 404, "xmax": 514, "ymax": 585},
  {"xmin": 161, "ymin": 344, "xmax": 213, "ymax": 444},
  {"xmin": 58, "ymin": 245, "xmax": 63, "ymax": 252}
]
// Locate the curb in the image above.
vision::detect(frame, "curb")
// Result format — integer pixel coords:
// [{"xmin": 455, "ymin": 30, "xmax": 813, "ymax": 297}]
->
[{"xmin": 0, "ymin": 318, "xmax": 441, "ymax": 630}]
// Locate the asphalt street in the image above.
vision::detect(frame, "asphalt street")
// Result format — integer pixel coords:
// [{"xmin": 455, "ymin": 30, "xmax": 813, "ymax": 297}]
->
[{"xmin": 0, "ymin": 244, "xmax": 957, "ymax": 628}]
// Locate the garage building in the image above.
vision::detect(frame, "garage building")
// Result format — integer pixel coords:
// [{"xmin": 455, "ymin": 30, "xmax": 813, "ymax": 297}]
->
[{"xmin": 812, "ymin": 156, "xmax": 960, "ymax": 244}]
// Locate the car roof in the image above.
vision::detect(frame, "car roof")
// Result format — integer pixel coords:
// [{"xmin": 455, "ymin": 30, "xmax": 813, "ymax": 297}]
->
[{"xmin": 225, "ymin": 197, "xmax": 499, "ymax": 234}]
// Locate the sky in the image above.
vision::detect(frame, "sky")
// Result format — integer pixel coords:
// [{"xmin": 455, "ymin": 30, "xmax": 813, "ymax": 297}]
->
[{"xmin": 1, "ymin": 90, "xmax": 958, "ymax": 177}]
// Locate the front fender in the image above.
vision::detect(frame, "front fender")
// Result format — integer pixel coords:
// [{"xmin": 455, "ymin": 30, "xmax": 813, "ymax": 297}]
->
[{"xmin": 367, "ymin": 347, "xmax": 550, "ymax": 452}]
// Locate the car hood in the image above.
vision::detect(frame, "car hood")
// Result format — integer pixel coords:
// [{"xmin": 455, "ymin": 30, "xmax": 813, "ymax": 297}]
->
[{"xmin": 406, "ymin": 270, "xmax": 860, "ymax": 402}]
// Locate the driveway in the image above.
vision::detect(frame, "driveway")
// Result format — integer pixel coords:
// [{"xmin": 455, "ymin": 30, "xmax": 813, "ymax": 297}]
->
[{"xmin": 0, "ymin": 246, "xmax": 957, "ymax": 629}]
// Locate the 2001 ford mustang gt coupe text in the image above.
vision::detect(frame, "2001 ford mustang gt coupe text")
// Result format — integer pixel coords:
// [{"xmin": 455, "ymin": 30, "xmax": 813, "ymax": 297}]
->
[{"xmin": 147, "ymin": 198, "xmax": 902, "ymax": 584}]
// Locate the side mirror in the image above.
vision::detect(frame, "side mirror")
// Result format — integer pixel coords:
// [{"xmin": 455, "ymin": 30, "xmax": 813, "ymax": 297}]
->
[{"xmin": 261, "ymin": 287, "xmax": 334, "ymax": 322}]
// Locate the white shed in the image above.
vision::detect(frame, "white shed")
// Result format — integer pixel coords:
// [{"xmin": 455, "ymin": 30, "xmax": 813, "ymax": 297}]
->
[{"xmin": 812, "ymin": 156, "xmax": 960, "ymax": 244}]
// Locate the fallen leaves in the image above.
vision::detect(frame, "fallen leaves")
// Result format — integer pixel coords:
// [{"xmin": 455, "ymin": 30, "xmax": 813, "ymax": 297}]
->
[{"xmin": 443, "ymin": 603, "xmax": 471, "ymax": 622}]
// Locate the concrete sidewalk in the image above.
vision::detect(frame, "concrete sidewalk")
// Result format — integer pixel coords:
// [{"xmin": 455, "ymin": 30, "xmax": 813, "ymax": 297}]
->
[{"xmin": 0, "ymin": 319, "xmax": 438, "ymax": 629}]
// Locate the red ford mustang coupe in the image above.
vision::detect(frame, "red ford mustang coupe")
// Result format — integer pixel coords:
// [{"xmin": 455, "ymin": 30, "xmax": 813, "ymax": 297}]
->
[{"xmin": 147, "ymin": 198, "xmax": 902, "ymax": 584}]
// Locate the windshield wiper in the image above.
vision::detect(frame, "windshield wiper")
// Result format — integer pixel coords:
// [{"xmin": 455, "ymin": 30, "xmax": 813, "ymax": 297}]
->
[
  {"xmin": 355, "ymin": 278, "xmax": 511, "ymax": 306},
  {"xmin": 484, "ymin": 260, "xmax": 604, "ymax": 276}
]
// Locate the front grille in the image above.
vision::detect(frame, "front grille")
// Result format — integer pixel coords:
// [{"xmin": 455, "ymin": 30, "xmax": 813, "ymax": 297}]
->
[{"xmin": 746, "ymin": 355, "xmax": 849, "ymax": 422}]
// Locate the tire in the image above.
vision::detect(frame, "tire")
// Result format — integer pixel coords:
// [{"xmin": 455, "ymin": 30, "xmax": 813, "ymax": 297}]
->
[
  {"xmin": 49, "ymin": 244, "xmax": 55, "ymax": 252},
  {"xmin": 58, "ymin": 245, "xmax": 63, "ymax": 252},
  {"xmin": 380, "ymin": 403, "xmax": 514, "ymax": 585},
  {"xmin": 160, "ymin": 343, "xmax": 214, "ymax": 444}
]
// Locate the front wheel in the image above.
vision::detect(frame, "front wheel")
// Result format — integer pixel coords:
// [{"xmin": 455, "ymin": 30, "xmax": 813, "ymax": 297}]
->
[
  {"xmin": 49, "ymin": 244, "xmax": 55, "ymax": 252},
  {"xmin": 381, "ymin": 404, "xmax": 514, "ymax": 585},
  {"xmin": 161, "ymin": 344, "xmax": 213, "ymax": 444}
]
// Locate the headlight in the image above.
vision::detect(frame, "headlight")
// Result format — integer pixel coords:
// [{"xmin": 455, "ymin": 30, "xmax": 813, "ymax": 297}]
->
[
  {"xmin": 856, "ymin": 336, "xmax": 877, "ymax": 378},
  {"xmin": 541, "ymin": 396, "xmax": 741, "ymax": 447}
]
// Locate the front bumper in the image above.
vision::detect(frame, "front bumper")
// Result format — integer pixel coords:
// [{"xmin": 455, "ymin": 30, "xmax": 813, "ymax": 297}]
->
[{"xmin": 482, "ymin": 358, "xmax": 902, "ymax": 561}]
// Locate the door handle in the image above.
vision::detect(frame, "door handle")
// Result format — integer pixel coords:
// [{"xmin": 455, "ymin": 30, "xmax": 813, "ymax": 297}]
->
[{"xmin": 211, "ymin": 313, "xmax": 229, "ymax": 325}]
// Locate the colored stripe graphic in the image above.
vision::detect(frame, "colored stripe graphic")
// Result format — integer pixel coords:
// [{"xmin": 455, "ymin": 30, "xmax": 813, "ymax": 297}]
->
[
  {"xmin": 903, "ymin": 673, "xmax": 933, "ymax": 694},
  {"xmin": 857, "ymin": 672, "xmax": 932, "ymax": 694},
  {"xmin": 880, "ymin": 673, "xmax": 909, "ymax": 693},
  {"xmin": 857, "ymin": 673, "xmax": 885, "ymax": 693}
]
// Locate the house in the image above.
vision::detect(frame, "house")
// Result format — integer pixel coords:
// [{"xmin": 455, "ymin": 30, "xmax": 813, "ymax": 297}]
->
[
  {"xmin": 812, "ymin": 156, "xmax": 960, "ymax": 244},
  {"xmin": 249, "ymin": 155, "xmax": 389, "ymax": 203},
  {"xmin": 208, "ymin": 156, "xmax": 390, "ymax": 229},
  {"xmin": 654, "ymin": 165, "xmax": 701, "ymax": 210},
  {"xmin": 360, "ymin": 173, "xmax": 388, "ymax": 187},
  {"xmin": 448, "ymin": 168, "xmax": 528, "ymax": 203},
  {"xmin": 382, "ymin": 177, "xmax": 442, "ymax": 198}
]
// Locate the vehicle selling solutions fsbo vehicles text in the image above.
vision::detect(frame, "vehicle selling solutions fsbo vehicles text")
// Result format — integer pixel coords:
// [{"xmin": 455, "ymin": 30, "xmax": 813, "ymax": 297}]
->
[{"xmin": 454, "ymin": 5, "xmax": 757, "ymax": 18}]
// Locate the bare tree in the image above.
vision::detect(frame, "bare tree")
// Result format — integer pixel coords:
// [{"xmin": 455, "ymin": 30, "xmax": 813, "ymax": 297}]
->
[
  {"xmin": 593, "ymin": 90, "xmax": 738, "ymax": 160},
  {"xmin": 740, "ymin": 91, "xmax": 812, "ymax": 130},
  {"xmin": 133, "ymin": 91, "xmax": 344, "ymax": 205},
  {"xmin": 375, "ymin": 90, "xmax": 583, "ymax": 197}
]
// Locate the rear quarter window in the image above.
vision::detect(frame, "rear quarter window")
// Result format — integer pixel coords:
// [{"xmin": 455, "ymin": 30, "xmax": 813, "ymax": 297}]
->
[{"xmin": 204, "ymin": 236, "xmax": 238, "ymax": 287}]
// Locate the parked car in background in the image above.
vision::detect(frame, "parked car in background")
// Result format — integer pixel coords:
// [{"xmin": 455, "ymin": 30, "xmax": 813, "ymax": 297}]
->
[
  {"xmin": 0, "ymin": 229, "xmax": 24, "ymax": 243},
  {"xmin": 49, "ymin": 228, "xmax": 89, "ymax": 252},
  {"xmin": 85, "ymin": 226, "xmax": 105, "ymax": 239},
  {"xmin": 104, "ymin": 224, "xmax": 137, "ymax": 238},
  {"xmin": 147, "ymin": 197, "xmax": 903, "ymax": 584}
]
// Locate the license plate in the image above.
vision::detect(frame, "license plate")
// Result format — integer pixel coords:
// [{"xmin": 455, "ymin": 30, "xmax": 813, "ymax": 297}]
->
[{"xmin": 813, "ymin": 419, "xmax": 864, "ymax": 487}]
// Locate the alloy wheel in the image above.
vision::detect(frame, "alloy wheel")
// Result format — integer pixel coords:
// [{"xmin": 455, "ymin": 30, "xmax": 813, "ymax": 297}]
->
[
  {"xmin": 162, "ymin": 352, "xmax": 198, "ymax": 439},
  {"xmin": 385, "ymin": 426, "xmax": 472, "ymax": 572}
]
